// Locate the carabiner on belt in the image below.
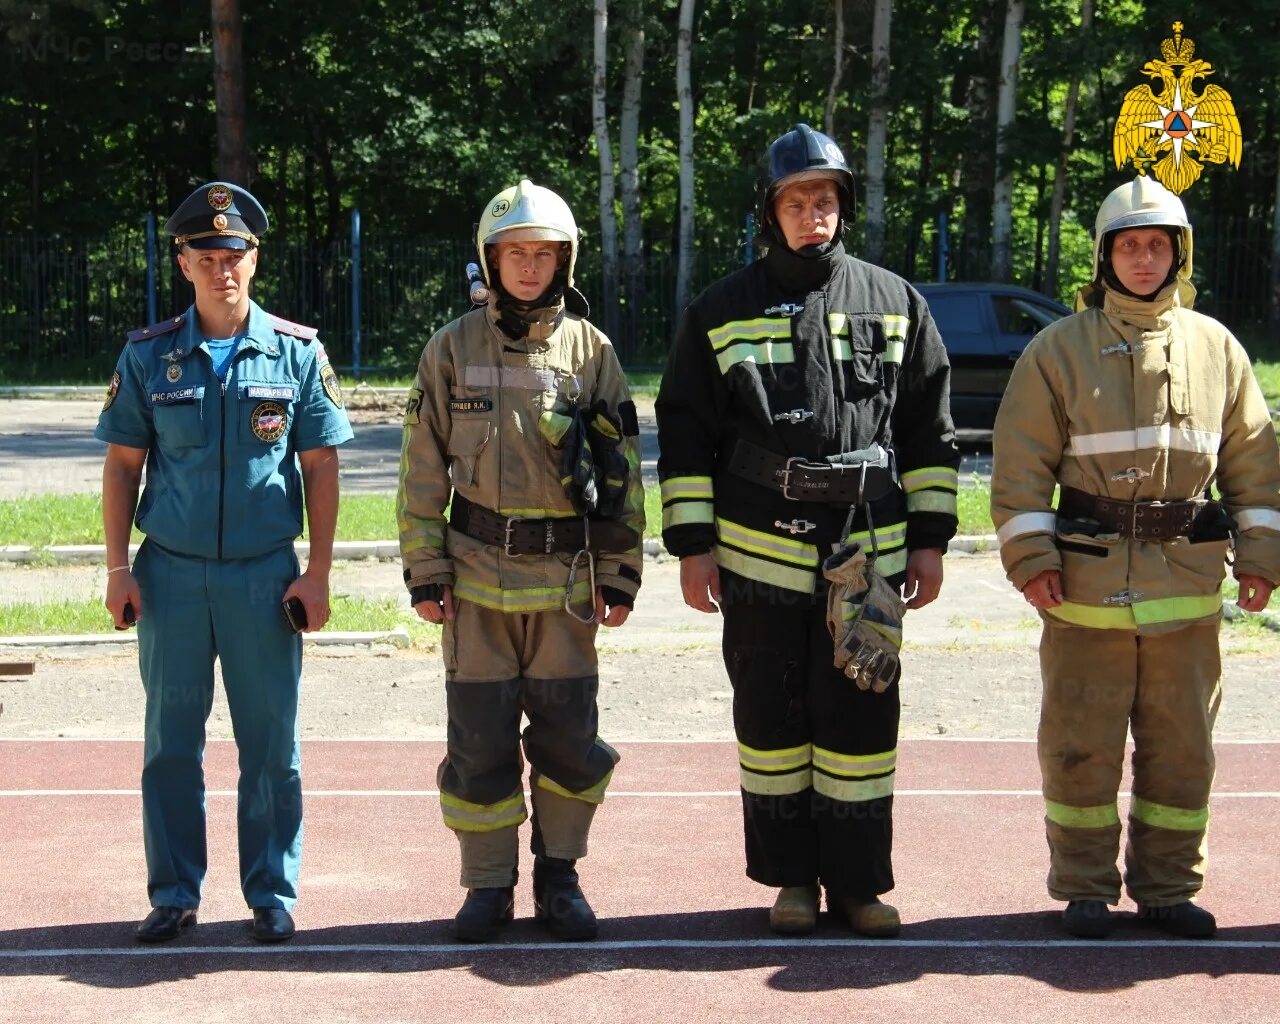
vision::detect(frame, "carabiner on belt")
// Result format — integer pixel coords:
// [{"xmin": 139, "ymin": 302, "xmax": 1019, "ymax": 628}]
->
[{"xmin": 564, "ymin": 516, "xmax": 598, "ymax": 624}]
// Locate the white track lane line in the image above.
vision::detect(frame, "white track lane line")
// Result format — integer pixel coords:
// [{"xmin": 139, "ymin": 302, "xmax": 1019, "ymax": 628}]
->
[
  {"xmin": 1, "ymin": 937, "xmax": 1279, "ymax": 959},
  {"xmin": 3, "ymin": 789, "xmax": 1279, "ymax": 798}
]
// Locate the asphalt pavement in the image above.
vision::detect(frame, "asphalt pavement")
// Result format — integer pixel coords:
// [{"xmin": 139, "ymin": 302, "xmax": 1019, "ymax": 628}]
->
[{"xmin": 0, "ymin": 395, "xmax": 991, "ymax": 497}]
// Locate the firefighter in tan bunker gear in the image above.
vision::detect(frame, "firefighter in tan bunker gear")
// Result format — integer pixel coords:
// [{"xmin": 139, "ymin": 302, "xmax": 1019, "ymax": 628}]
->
[
  {"xmin": 991, "ymin": 176, "xmax": 1280, "ymax": 939},
  {"xmin": 397, "ymin": 180, "xmax": 645, "ymax": 942}
]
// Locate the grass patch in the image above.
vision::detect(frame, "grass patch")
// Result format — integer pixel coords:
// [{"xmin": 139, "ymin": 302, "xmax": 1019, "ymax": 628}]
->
[
  {"xmin": 0, "ymin": 593, "xmax": 442, "ymax": 647},
  {"xmin": 0, "ymin": 493, "xmax": 140, "ymax": 547},
  {"xmin": 956, "ymin": 476, "xmax": 994, "ymax": 536}
]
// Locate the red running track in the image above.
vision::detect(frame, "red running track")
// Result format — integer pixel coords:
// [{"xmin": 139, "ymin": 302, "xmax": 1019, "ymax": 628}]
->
[{"xmin": 0, "ymin": 739, "xmax": 1278, "ymax": 1023}]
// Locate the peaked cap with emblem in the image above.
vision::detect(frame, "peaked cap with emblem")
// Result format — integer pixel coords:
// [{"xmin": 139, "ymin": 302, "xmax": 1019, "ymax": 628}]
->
[{"xmin": 165, "ymin": 181, "xmax": 268, "ymax": 250}]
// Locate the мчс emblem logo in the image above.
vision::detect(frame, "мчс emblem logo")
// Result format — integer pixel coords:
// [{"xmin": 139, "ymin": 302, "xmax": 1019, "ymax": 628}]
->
[
  {"xmin": 1113, "ymin": 21, "xmax": 1242, "ymax": 195},
  {"xmin": 207, "ymin": 184, "xmax": 234, "ymax": 211},
  {"xmin": 250, "ymin": 401, "xmax": 288, "ymax": 442}
]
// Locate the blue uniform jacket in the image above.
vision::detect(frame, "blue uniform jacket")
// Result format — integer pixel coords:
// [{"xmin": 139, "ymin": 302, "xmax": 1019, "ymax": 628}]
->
[{"xmin": 96, "ymin": 300, "xmax": 354, "ymax": 560}]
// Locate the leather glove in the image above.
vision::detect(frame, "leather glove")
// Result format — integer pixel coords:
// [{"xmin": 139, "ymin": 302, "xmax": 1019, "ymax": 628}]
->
[
  {"xmin": 823, "ymin": 542, "xmax": 905, "ymax": 693},
  {"xmin": 584, "ymin": 400, "xmax": 629, "ymax": 519}
]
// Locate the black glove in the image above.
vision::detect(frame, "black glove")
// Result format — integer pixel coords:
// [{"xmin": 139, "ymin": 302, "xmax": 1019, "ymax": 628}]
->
[
  {"xmin": 584, "ymin": 400, "xmax": 629, "ymax": 519},
  {"xmin": 410, "ymin": 584, "xmax": 444, "ymax": 606},
  {"xmin": 599, "ymin": 585, "xmax": 634, "ymax": 611}
]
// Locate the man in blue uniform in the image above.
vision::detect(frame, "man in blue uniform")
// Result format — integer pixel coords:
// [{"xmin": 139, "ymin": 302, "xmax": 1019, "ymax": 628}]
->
[{"xmin": 96, "ymin": 181, "xmax": 353, "ymax": 943}]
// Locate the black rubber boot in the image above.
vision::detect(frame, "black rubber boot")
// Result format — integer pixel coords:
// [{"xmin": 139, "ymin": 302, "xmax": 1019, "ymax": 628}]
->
[
  {"xmin": 1137, "ymin": 900, "xmax": 1217, "ymax": 939},
  {"xmin": 532, "ymin": 857, "xmax": 598, "ymax": 941},
  {"xmin": 452, "ymin": 887, "xmax": 515, "ymax": 943},
  {"xmin": 1061, "ymin": 899, "xmax": 1114, "ymax": 938}
]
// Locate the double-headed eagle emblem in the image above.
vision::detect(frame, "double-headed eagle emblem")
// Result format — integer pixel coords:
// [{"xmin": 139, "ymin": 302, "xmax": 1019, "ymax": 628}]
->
[{"xmin": 1113, "ymin": 21, "xmax": 1241, "ymax": 195}]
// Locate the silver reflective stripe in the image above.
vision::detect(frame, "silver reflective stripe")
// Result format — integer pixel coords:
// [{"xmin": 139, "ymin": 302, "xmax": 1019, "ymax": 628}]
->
[
  {"xmin": 463, "ymin": 366, "xmax": 574, "ymax": 391},
  {"xmin": 1235, "ymin": 508, "xmax": 1280, "ymax": 532},
  {"xmin": 1065, "ymin": 424, "xmax": 1221, "ymax": 457},
  {"xmin": 996, "ymin": 511, "xmax": 1058, "ymax": 546}
]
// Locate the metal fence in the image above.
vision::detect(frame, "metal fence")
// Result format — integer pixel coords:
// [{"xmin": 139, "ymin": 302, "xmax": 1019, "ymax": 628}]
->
[{"xmin": 0, "ymin": 222, "xmax": 749, "ymax": 382}]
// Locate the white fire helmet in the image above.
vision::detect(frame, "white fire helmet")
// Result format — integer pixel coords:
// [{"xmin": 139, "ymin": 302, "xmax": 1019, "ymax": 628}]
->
[
  {"xmin": 1092, "ymin": 175, "xmax": 1194, "ymax": 287},
  {"xmin": 475, "ymin": 179, "xmax": 578, "ymax": 288}
]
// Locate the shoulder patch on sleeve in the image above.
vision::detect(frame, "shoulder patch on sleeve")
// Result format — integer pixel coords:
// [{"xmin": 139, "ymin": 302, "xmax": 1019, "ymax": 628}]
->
[
  {"xmin": 267, "ymin": 313, "xmax": 319, "ymax": 342},
  {"xmin": 403, "ymin": 388, "xmax": 424, "ymax": 425},
  {"xmin": 320, "ymin": 364, "xmax": 344, "ymax": 407},
  {"xmin": 127, "ymin": 315, "xmax": 184, "ymax": 343},
  {"xmin": 102, "ymin": 371, "xmax": 121, "ymax": 410}
]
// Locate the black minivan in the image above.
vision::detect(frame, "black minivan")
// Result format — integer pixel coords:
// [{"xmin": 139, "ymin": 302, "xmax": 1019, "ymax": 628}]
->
[{"xmin": 915, "ymin": 283, "xmax": 1070, "ymax": 431}]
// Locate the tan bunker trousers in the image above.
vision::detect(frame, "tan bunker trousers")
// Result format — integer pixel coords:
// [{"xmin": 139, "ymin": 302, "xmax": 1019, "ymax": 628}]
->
[
  {"xmin": 438, "ymin": 598, "xmax": 619, "ymax": 888},
  {"xmin": 1038, "ymin": 616, "xmax": 1221, "ymax": 907}
]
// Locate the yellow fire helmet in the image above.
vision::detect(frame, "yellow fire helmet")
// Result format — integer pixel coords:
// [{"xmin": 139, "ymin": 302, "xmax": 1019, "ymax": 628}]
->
[{"xmin": 475, "ymin": 179, "xmax": 578, "ymax": 288}]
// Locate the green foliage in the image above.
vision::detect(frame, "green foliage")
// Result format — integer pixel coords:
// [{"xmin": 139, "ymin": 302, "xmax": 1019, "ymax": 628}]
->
[{"xmin": 3, "ymin": 0, "xmax": 1280, "ymax": 369}]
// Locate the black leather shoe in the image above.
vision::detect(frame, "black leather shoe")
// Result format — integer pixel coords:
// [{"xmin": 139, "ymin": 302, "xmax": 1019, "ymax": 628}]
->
[
  {"xmin": 1137, "ymin": 900, "xmax": 1217, "ymax": 938},
  {"xmin": 250, "ymin": 907, "xmax": 296, "ymax": 943},
  {"xmin": 533, "ymin": 857, "xmax": 598, "ymax": 941},
  {"xmin": 135, "ymin": 906, "xmax": 197, "ymax": 943},
  {"xmin": 1061, "ymin": 899, "xmax": 1114, "ymax": 938},
  {"xmin": 453, "ymin": 887, "xmax": 515, "ymax": 943}
]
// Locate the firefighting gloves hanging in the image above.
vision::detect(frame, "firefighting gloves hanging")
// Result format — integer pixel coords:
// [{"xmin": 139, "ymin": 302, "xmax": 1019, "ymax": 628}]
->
[
  {"xmin": 538, "ymin": 400, "xmax": 629, "ymax": 518},
  {"xmin": 823, "ymin": 542, "xmax": 905, "ymax": 693}
]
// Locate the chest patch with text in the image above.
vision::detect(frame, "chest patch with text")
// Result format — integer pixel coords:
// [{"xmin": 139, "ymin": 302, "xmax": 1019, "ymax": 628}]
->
[{"xmin": 449, "ymin": 397, "xmax": 493, "ymax": 414}]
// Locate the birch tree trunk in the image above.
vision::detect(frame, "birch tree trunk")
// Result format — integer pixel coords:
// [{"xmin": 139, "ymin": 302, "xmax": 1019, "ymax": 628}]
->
[
  {"xmin": 211, "ymin": 0, "xmax": 249, "ymax": 186},
  {"xmin": 592, "ymin": 0, "xmax": 620, "ymax": 341},
  {"xmin": 990, "ymin": 0, "xmax": 1024, "ymax": 282},
  {"xmin": 823, "ymin": 0, "xmax": 845, "ymax": 137},
  {"xmin": 863, "ymin": 0, "xmax": 892, "ymax": 265},
  {"xmin": 674, "ymin": 0, "xmax": 697, "ymax": 314},
  {"xmin": 619, "ymin": 7, "xmax": 645, "ymax": 357},
  {"xmin": 1045, "ymin": 0, "xmax": 1092, "ymax": 299}
]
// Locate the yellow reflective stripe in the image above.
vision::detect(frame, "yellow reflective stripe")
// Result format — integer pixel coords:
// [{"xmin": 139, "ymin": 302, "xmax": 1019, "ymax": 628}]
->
[
  {"xmin": 901, "ymin": 467, "xmax": 959, "ymax": 493},
  {"xmin": 828, "ymin": 313, "xmax": 850, "ymax": 337},
  {"xmin": 713, "ymin": 544, "xmax": 816, "ymax": 593},
  {"xmin": 812, "ymin": 747, "xmax": 896, "ymax": 778},
  {"xmin": 661, "ymin": 476, "xmax": 714, "ymax": 502},
  {"xmin": 453, "ymin": 577, "xmax": 592, "ymax": 613},
  {"xmin": 847, "ymin": 521, "xmax": 907, "ymax": 549},
  {"xmin": 883, "ymin": 339, "xmax": 905, "ymax": 364},
  {"xmin": 440, "ymin": 790, "xmax": 528, "ymax": 832},
  {"xmin": 883, "ymin": 314, "xmax": 909, "ymax": 337},
  {"xmin": 738, "ymin": 741, "xmax": 812, "ymax": 773},
  {"xmin": 1131, "ymin": 797, "xmax": 1209, "ymax": 832},
  {"xmin": 707, "ymin": 318, "xmax": 792, "ymax": 351},
  {"xmin": 868, "ymin": 547, "xmax": 909, "ymax": 578},
  {"xmin": 812, "ymin": 771, "xmax": 895, "ymax": 803},
  {"xmin": 716, "ymin": 340, "xmax": 796, "ymax": 374},
  {"xmin": 535, "ymin": 768, "xmax": 613, "ymax": 805},
  {"xmin": 906, "ymin": 490, "xmax": 958, "ymax": 515},
  {"xmin": 498, "ymin": 507, "xmax": 577, "ymax": 518},
  {"xmin": 1045, "ymin": 799, "xmax": 1120, "ymax": 829},
  {"xmin": 1045, "ymin": 593, "xmax": 1222, "ymax": 630},
  {"xmin": 1133, "ymin": 594, "xmax": 1224, "ymax": 626},
  {"xmin": 740, "ymin": 766, "xmax": 812, "ymax": 796},
  {"xmin": 663, "ymin": 501, "xmax": 715, "ymax": 529},
  {"xmin": 716, "ymin": 517, "xmax": 819, "ymax": 566}
]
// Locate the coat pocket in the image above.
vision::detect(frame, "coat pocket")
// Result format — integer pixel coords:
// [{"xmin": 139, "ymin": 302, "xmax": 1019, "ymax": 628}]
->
[{"xmin": 447, "ymin": 417, "xmax": 492, "ymax": 487}]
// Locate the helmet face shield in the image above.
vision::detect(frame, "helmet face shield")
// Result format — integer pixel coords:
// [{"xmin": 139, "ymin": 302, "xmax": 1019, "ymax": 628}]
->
[{"xmin": 476, "ymin": 179, "xmax": 579, "ymax": 287}]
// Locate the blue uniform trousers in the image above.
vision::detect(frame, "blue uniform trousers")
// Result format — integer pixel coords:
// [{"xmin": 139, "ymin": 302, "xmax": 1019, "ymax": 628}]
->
[{"xmin": 134, "ymin": 539, "xmax": 303, "ymax": 910}]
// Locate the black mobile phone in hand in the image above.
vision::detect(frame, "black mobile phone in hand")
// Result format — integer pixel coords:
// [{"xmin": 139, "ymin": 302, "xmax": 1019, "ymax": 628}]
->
[
  {"xmin": 114, "ymin": 602, "xmax": 136, "ymax": 631},
  {"xmin": 282, "ymin": 596, "xmax": 308, "ymax": 633}
]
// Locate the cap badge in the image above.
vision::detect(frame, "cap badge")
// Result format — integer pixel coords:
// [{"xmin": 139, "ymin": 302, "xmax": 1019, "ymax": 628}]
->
[{"xmin": 207, "ymin": 184, "xmax": 234, "ymax": 211}]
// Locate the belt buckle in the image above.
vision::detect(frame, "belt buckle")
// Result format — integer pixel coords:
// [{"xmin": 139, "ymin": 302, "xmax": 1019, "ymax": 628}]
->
[
  {"xmin": 779, "ymin": 457, "xmax": 802, "ymax": 500},
  {"xmin": 779, "ymin": 457, "xmax": 829, "ymax": 501},
  {"xmin": 503, "ymin": 516, "xmax": 526, "ymax": 556}
]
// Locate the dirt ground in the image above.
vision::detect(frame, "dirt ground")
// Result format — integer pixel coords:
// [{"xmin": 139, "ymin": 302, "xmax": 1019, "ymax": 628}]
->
[{"xmin": 3, "ymin": 553, "xmax": 1279, "ymax": 742}]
